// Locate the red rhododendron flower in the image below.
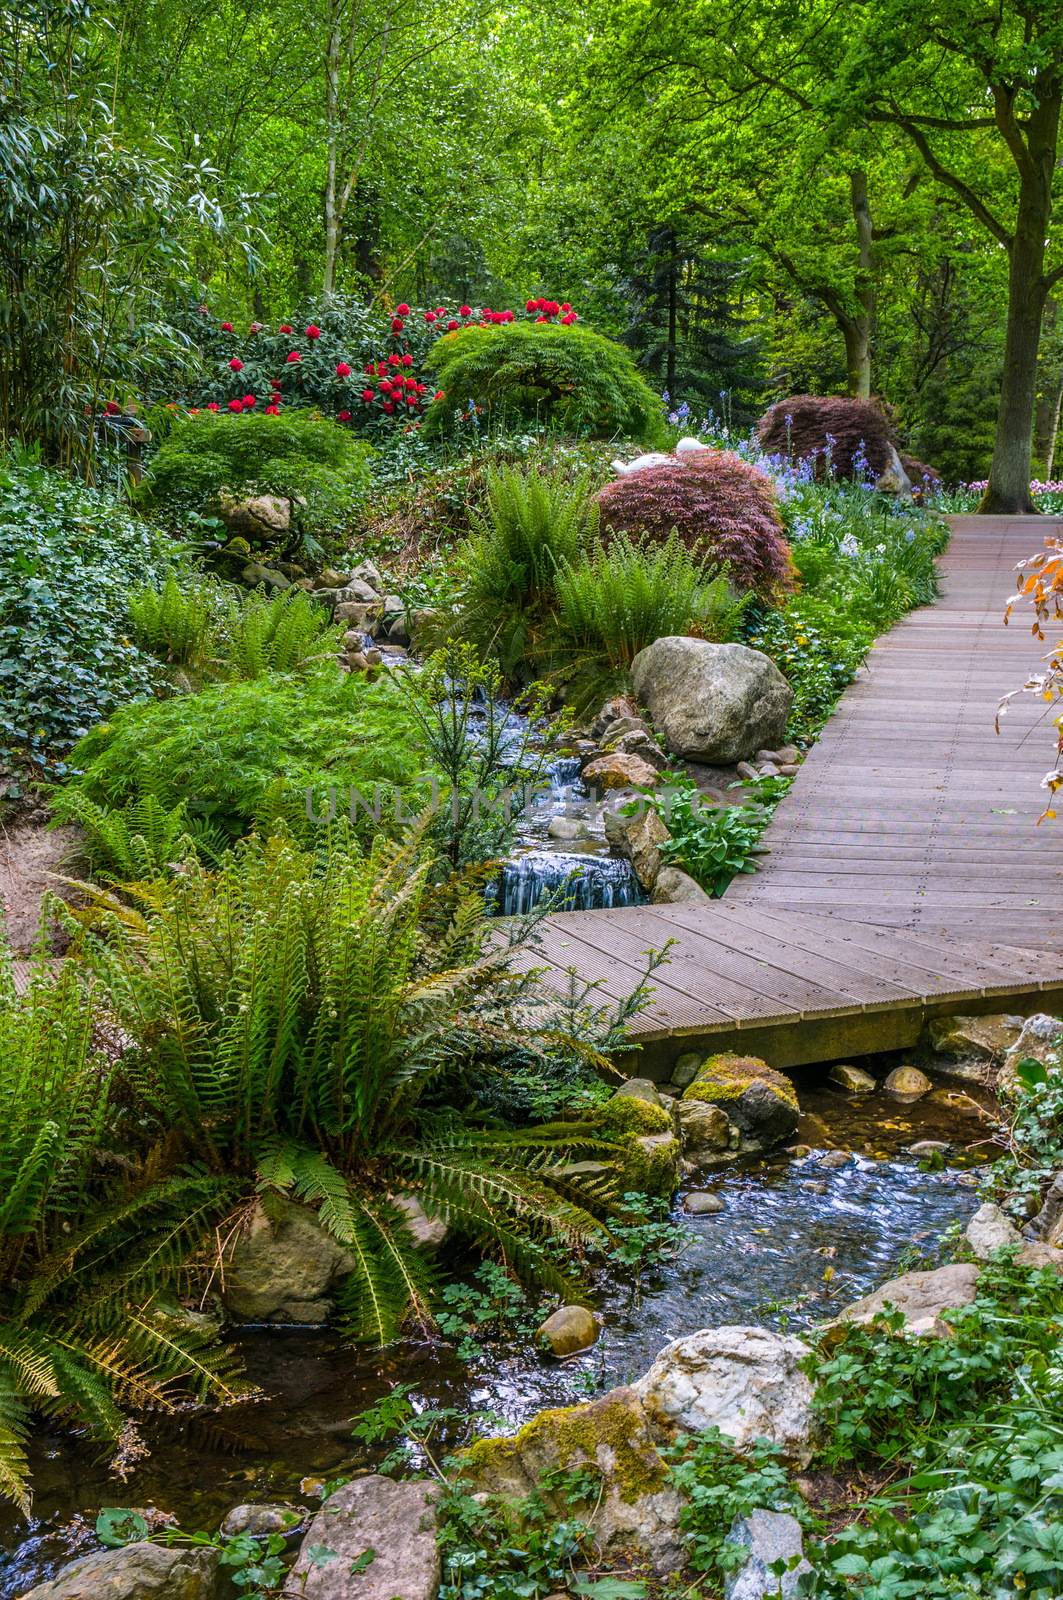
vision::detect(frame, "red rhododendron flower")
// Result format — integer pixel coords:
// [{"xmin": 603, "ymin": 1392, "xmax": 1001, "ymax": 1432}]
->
[
  {"xmin": 188, "ymin": 408, "xmax": 200, "ymax": 415},
  {"xmin": 396, "ymin": 303, "xmax": 410, "ymax": 316},
  {"xmin": 243, "ymin": 394, "xmax": 257, "ymax": 406},
  {"xmin": 433, "ymin": 389, "xmax": 445, "ymax": 402},
  {"xmin": 546, "ymin": 300, "xmax": 561, "ymax": 316},
  {"xmin": 378, "ymin": 378, "xmax": 392, "ymax": 390},
  {"xmin": 406, "ymin": 395, "xmax": 418, "ymax": 407},
  {"xmin": 270, "ymin": 378, "xmax": 282, "ymax": 389},
  {"xmin": 460, "ymin": 305, "xmax": 472, "ymax": 317},
  {"xmin": 382, "ymin": 401, "xmax": 395, "ymax": 414},
  {"xmin": 305, "ymin": 324, "xmax": 321, "ymax": 339},
  {"xmin": 250, "ymin": 322, "xmax": 263, "ymax": 333},
  {"xmin": 424, "ymin": 311, "xmax": 437, "ymax": 323},
  {"xmin": 220, "ymin": 321, "xmax": 234, "ymax": 332},
  {"xmin": 335, "ymin": 361, "xmax": 352, "ymax": 377},
  {"xmin": 361, "ymin": 388, "xmax": 375, "ymax": 402},
  {"xmin": 525, "ymin": 300, "xmax": 538, "ymax": 312},
  {"xmin": 229, "ymin": 357, "xmax": 244, "ymax": 371},
  {"xmin": 103, "ymin": 400, "xmax": 122, "ymax": 416},
  {"xmin": 416, "ymin": 382, "xmax": 427, "ymax": 393},
  {"xmin": 389, "ymin": 354, "xmax": 403, "ymax": 366},
  {"xmin": 279, "ymin": 323, "xmax": 293, "ymax": 334},
  {"xmin": 561, "ymin": 302, "xmax": 571, "ymax": 312},
  {"xmin": 206, "ymin": 401, "xmax": 220, "ymax": 411},
  {"xmin": 447, "ymin": 319, "xmax": 459, "ymax": 330},
  {"xmin": 265, "ymin": 404, "xmax": 281, "ymax": 414},
  {"xmin": 561, "ymin": 312, "xmax": 578, "ymax": 324},
  {"xmin": 391, "ymin": 317, "xmax": 405, "ymax": 333},
  {"xmin": 337, "ymin": 409, "xmax": 352, "ymax": 422},
  {"xmin": 228, "ymin": 399, "xmax": 243, "ymax": 411},
  {"xmin": 286, "ymin": 351, "xmax": 301, "ymax": 363},
  {"xmin": 401, "ymin": 354, "xmax": 414, "ymax": 367}
]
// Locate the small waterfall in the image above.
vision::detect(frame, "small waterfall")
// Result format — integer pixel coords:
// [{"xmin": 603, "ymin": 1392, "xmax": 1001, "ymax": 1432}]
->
[
  {"xmin": 492, "ymin": 851, "xmax": 644, "ymax": 915},
  {"xmin": 548, "ymin": 755, "xmax": 584, "ymax": 792}
]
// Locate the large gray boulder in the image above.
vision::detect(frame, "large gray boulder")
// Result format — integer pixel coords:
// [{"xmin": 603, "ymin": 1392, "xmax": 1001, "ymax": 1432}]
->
[
  {"xmin": 630, "ymin": 638, "xmax": 793, "ymax": 765},
  {"xmin": 20, "ymin": 1543, "xmax": 218, "ymax": 1600},
  {"xmin": 834, "ymin": 1262, "xmax": 980, "ymax": 1336},
  {"xmin": 288, "ymin": 1477, "xmax": 440, "ymax": 1600},
  {"xmin": 632, "ymin": 1325, "xmax": 817, "ymax": 1465},
  {"xmin": 223, "ymin": 1198, "xmax": 354, "ymax": 1323}
]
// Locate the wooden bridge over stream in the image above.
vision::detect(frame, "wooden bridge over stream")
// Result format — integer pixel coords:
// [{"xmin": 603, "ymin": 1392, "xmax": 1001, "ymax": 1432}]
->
[{"xmin": 532, "ymin": 515, "xmax": 1063, "ymax": 1077}]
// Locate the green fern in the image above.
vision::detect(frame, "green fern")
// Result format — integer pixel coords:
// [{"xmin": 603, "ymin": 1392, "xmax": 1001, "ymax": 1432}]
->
[
  {"xmin": 71, "ymin": 828, "xmax": 627, "ymax": 1347},
  {"xmin": 0, "ymin": 952, "xmax": 245, "ymax": 1512},
  {"xmin": 219, "ymin": 587, "xmax": 344, "ymax": 679},
  {"xmin": 127, "ymin": 573, "xmax": 228, "ymax": 669},
  {"xmin": 49, "ymin": 791, "xmax": 228, "ymax": 881}
]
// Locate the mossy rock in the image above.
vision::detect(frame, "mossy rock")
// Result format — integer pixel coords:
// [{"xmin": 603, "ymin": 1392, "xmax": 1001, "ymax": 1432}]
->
[
  {"xmin": 683, "ymin": 1052, "xmax": 799, "ymax": 1149},
  {"xmin": 461, "ymin": 1388, "xmax": 668, "ymax": 1505},
  {"xmin": 592, "ymin": 1094, "xmax": 679, "ymax": 1198}
]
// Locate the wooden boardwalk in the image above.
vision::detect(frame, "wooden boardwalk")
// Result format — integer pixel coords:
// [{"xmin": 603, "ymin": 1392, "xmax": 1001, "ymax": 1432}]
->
[{"xmin": 533, "ymin": 515, "xmax": 1063, "ymax": 1074}]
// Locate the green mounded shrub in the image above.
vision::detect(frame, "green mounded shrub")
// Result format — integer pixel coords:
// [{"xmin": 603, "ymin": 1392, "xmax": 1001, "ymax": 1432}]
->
[
  {"xmin": 423, "ymin": 323, "xmax": 666, "ymax": 445},
  {"xmin": 595, "ymin": 450, "xmax": 794, "ymax": 597},
  {"xmin": 136, "ymin": 411, "xmax": 373, "ymax": 546},
  {"xmin": 0, "ymin": 453, "xmax": 172, "ymax": 781},
  {"xmin": 64, "ymin": 668, "xmax": 424, "ymax": 842}
]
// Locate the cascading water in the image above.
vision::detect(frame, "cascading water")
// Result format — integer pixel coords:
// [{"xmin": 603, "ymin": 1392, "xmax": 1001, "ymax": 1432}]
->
[{"xmin": 492, "ymin": 849, "xmax": 643, "ymax": 916}]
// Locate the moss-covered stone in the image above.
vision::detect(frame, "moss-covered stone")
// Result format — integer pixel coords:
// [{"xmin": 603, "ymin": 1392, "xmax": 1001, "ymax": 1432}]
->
[
  {"xmin": 682, "ymin": 1052, "xmax": 799, "ymax": 1150},
  {"xmin": 587, "ymin": 1093, "xmax": 679, "ymax": 1199},
  {"xmin": 461, "ymin": 1389, "xmax": 668, "ymax": 1505},
  {"xmin": 596, "ymin": 1093, "xmax": 672, "ymax": 1137}
]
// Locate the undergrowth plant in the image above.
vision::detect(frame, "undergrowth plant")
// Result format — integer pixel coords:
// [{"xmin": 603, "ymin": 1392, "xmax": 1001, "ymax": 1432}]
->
[
  {"xmin": 647, "ymin": 778, "xmax": 779, "ymax": 897},
  {"xmin": 219, "ymin": 586, "xmax": 344, "ymax": 678},
  {"xmin": 67, "ymin": 828, "xmax": 631, "ymax": 1344},
  {"xmin": 126, "ymin": 573, "xmax": 230, "ymax": 669},
  {"xmin": 0, "ymin": 949, "xmax": 243, "ymax": 1512}
]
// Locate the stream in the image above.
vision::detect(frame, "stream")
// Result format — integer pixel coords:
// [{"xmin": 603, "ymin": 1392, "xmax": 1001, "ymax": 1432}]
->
[{"xmin": 0, "ymin": 1064, "xmax": 994, "ymax": 1596}]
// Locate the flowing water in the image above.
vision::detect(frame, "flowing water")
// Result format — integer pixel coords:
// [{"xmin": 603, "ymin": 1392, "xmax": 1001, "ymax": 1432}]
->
[{"xmin": 0, "ymin": 1064, "xmax": 994, "ymax": 1596}]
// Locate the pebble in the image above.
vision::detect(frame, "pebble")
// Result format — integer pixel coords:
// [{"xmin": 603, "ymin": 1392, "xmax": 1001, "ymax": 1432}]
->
[
  {"xmin": 817, "ymin": 1149, "xmax": 851, "ymax": 1170},
  {"xmin": 909, "ymin": 1140, "xmax": 951, "ymax": 1157}
]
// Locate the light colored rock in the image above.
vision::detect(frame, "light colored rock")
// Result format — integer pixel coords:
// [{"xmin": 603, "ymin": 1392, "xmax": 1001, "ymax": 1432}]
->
[
  {"xmin": 289, "ymin": 1477, "xmax": 439, "ymax": 1600},
  {"xmin": 461, "ymin": 1387, "xmax": 686, "ymax": 1572},
  {"xmin": 724, "ymin": 1509, "xmax": 811, "ymax": 1600},
  {"xmin": 609, "ymin": 730, "xmax": 668, "ymax": 770},
  {"xmin": 828, "ymin": 1063, "xmax": 877, "ymax": 1093},
  {"xmin": 965, "ymin": 1202, "xmax": 1021, "ymax": 1258},
  {"xmin": 547, "ymin": 816, "xmax": 591, "ymax": 842},
  {"xmin": 835, "ymin": 1262, "xmax": 981, "ymax": 1336},
  {"xmin": 1000, "ymin": 1014, "xmax": 1062, "ymax": 1088},
  {"xmin": 883, "ymin": 1065, "xmax": 933, "ymax": 1099},
  {"xmin": 220, "ymin": 1503, "xmax": 307, "ymax": 1538},
  {"xmin": 874, "ymin": 443, "xmax": 913, "ymax": 498},
  {"xmin": 20, "ymin": 1543, "xmax": 218, "ymax": 1600},
  {"xmin": 634, "ymin": 1325, "xmax": 816, "ymax": 1464},
  {"xmin": 349, "ymin": 560, "xmax": 384, "ymax": 591},
  {"xmin": 223, "ymin": 1198, "xmax": 354, "ymax": 1323},
  {"xmin": 334, "ymin": 599, "xmax": 381, "ymax": 628},
  {"xmin": 630, "ymin": 638, "xmax": 793, "ymax": 765},
  {"xmin": 344, "ymin": 578, "xmax": 381, "ymax": 603},
  {"xmin": 652, "ymin": 866, "xmax": 712, "ymax": 904},
  {"xmin": 683, "ymin": 1190, "xmax": 726, "ymax": 1214},
  {"xmin": 590, "ymin": 695, "xmax": 641, "ymax": 738},
  {"xmin": 616, "ymin": 1077, "xmax": 665, "ymax": 1108},
  {"xmin": 683, "ymin": 1054, "xmax": 800, "ymax": 1151},
  {"xmin": 583, "ymin": 752, "xmax": 660, "ymax": 791},
  {"xmin": 537, "ymin": 1304, "xmax": 599, "ymax": 1357},
  {"xmin": 393, "ymin": 1193, "xmax": 448, "ymax": 1249},
  {"xmin": 602, "ymin": 803, "xmax": 670, "ymax": 887},
  {"xmin": 817, "ymin": 1149, "xmax": 851, "ymax": 1170},
  {"xmin": 219, "ymin": 491, "xmax": 294, "ymax": 540},
  {"xmin": 909, "ymin": 1140, "xmax": 951, "ymax": 1157},
  {"xmin": 676, "ymin": 1099, "xmax": 731, "ymax": 1158}
]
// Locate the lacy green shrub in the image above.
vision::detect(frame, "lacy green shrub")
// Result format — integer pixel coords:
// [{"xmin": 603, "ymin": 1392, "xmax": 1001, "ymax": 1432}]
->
[
  {"xmin": 0, "ymin": 453, "xmax": 171, "ymax": 780},
  {"xmin": 136, "ymin": 411, "xmax": 373, "ymax": 544},
  {"xmin": 595, "ymin": 451, "xmax": 794, "ymax": 597},
  {"xmin": 423, "ymin": 323, "xmax": 666, "ymax": 445},
  {"xmin": 64, "ymin": 668, "xmax": 423, "ymax": 841}
]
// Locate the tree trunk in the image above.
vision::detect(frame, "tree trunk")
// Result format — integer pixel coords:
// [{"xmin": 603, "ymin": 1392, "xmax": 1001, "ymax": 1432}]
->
[
  {"xmin": 847, "ymin": 168, "xmax": 874, "ymax": 399},
  {"xmin": 1033, "ymin": 299, "xmax": 1063, "ymax": 479},
  {"xmin": 980, "ymin": 81, "xmax": 1061, "ymax": 514},
  {"xmin": 666, "ymin": 237, "xmax": 678, "ymax": 400},
  {"xmin": 322, "ymin": 2, "xmax": 342, "ymax": 297}
]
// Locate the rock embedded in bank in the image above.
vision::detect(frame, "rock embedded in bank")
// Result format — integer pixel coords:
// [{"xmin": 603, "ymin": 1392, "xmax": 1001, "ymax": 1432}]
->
[
  {"xmin": 603, "ymin": 803, "xmax": 671, "ymax": 889},
  {"xmin": 999, "ymin": 1013, "xmax": 1062, "ymax": 1088},
  {"xmin": 633, "ymin": 1325, "xmax": 817, "ymax": 1464},
  {"xmin": 652, "ymin": 866, "xmax": 713, "ymax": 904},
  {"xmin": 582, "ymin": 751, "xmax": 661, "ymax": 790},
  {"xmin": 724, "ymin": 1509, "xmax": 811, "ymax": 1600},
  {"xmin": 828, "ymin": 1062, "xmax": 877, "ymax": 1093},
  {"xmin": 833, "ymin": 1261, "xmax": 980, "ymax": 1336},
  {"xmin": 675, "ymin": 1098, "xmax": 731, "ymax": 1159},
  {"xmin": 630, "ymin": 637, "xmax": 793, "ymax": 765},
  {"xmin": 20, "ymin": 1543, "xmax": 219, "ymax": 1600},
  {"xmin": 289, "ymin": 1476, "xmax": 440, "ymax": 1600},
  {"xmin": 223, "ymin": 1197, "xmax": 355, "ymax": 1323}
]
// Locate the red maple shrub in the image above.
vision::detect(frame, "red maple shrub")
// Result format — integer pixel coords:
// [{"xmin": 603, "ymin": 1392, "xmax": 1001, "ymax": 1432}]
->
[
  {"xmin": 594, "ymin": 450, "xmax": 794, "ymax": 596},
  {"xmin": 757, "ymin": 394, "xmax": 899, "ymax": 480}
]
